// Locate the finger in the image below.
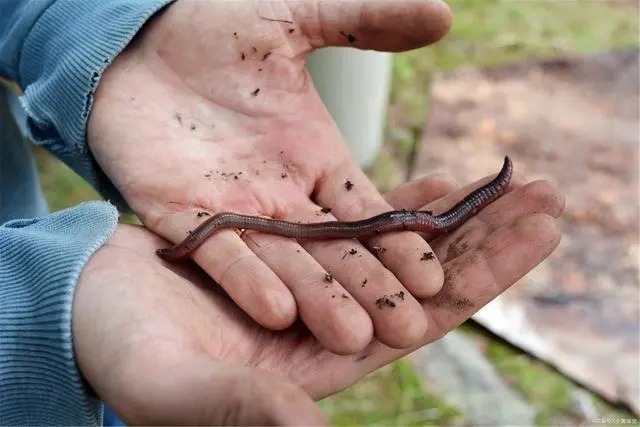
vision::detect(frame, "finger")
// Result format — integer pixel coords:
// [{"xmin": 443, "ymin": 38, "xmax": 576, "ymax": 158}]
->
[
  {"xmin": 427, "ymin": 179, "xmax": 565, "ymax": 262},
  {"xmin": 109, "ymin": 351, "xmax": 327, "ymax": 426},
  {"xmin": 421, "ymin": 170, "xmax": 561, "ymax": 230},
  {"xmin": 315, "ymin": 161, "xmax": 445, "ymax": 299},
  {"xmin": 416, "ymin": 166, "xmax": 525, "ymax": 238},
  {"xmin": 300, "ymin": 226, "xmax": 430, "ymax": 350},
  {"xmin": 243, "ymin": 174, "xmax": 459, "ymax": 352},
  {"xmin": 383, "ymin": 173, "xmax": 456, "ymax": 210},
  {"xmin": 294, "ymin": 0, "xmax": 452, "ymax": 51},
  {"xmin": 424, "ymin": 213, "xmax": 562, "ymax": 341},
  {"xmin": 154, "ymin": 211, "xmax": 297, "ymax": 330},
  {"xmin": 243, "ymin": 198, "xmax": 427, "ymax": 351},
  {"xmin": 312, "ymin": 213, "xmax": 562, "ymax": 399},
  {"xmin": 474, "ymin": 179, "xmax": 565, "ymax": 223},
  {"xmin": 240, "ymin": 227, "xmax": 375, "ymax": 355}
]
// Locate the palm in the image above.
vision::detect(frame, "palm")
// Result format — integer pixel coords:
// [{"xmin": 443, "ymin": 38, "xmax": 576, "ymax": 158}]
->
[
  {"xmin": 73, "ymin": 174, "xmax": 563, "ymax": 423},
  {"xmin": 87, "ymin": 0, "xmax": 461, "ymax": 354}
]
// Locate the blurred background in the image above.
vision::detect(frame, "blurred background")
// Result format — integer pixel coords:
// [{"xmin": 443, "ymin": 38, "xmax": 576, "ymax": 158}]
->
[{"xmin": 32, "ymin": 1, "xmax": 639, "ymax": 425}]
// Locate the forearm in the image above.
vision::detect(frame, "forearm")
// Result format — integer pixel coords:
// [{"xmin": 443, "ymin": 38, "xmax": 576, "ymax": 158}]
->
[{"xmin": 0, "ymin": 202, "xmax": 118, "ymax": 425}]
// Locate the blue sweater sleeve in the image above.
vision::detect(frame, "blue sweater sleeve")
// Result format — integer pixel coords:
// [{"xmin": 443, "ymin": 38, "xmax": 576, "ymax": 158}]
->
[
  {"xmin": 0, "ymin": 1, "xmax": 174, "ymax": 424},
  {"xmin": 0, "ymin": 0, "xmax": 175, "ymax": 207},
  {"xmin": 0, "ymin": 201, "xmax": 119, "ymax": 426}
]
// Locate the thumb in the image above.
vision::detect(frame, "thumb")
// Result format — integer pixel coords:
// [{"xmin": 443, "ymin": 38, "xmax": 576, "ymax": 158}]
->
[
  {"xmin": 110, "ymin": 353, "xmax": 327, "ymax": 426},
  {"xmin": 297, "ymin": 0, "xmax": 452, "ymax": 51}
]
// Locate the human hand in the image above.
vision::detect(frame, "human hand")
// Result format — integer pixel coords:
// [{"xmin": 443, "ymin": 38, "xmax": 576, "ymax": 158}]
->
[
  {"xmin": 87, "ymin": 0, "xmax": 453, "ymax": 353},
  {"xmin": 72, "ymin": 172, "xmax": 564, "ymax": 425}
]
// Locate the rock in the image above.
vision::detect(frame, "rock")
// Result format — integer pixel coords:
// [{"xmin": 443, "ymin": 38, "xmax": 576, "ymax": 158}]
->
[{"xmin": 410, "ymin": 331, "xmax": 536, "ymax": 425}]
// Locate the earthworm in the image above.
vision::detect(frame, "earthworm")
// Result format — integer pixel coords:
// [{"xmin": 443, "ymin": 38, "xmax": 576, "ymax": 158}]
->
[{"xmin": 156, "ymin": 156, "xmax": 513, "ymax": 261}]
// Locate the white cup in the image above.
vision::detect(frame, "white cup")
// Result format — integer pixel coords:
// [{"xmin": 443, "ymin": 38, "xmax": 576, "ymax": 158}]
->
[{"xmin": 307, "ymin": 48, "xmax": 392, "ymax": 168}]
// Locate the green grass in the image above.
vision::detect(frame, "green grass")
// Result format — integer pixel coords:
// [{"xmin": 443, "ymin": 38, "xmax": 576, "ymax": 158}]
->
[
  {"xmin": 485, "ymin": 341, "xmax": 575, "ymax": 425},
  {"xmin": 31, "ymin": 1, "xmax": 639, "ymax": 425},
  {"xmin": 33, "ymin": 146, "xmax": 101, "ymax": 211},
  {"xmin": 319, "ymin": 359, "xmax": 462, "ymax": 426}
]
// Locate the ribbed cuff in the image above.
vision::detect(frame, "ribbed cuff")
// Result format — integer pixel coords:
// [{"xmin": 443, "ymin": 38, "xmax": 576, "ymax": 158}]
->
[
  {"xmin": 0, "ymin": 201, "xmax": 119, "ymax": 426},
  {"xmin": 18, "ymin": 0, "xmax": 175, "ymax": 208}
]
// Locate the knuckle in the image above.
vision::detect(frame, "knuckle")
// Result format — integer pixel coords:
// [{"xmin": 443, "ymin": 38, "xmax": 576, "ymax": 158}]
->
[
  {"xmin": 341, "ymin": 195, "xmax": 386, "ymax": 221},
  {"xmin": 322, "ymin": 307, "xmax": 373, "ymax": 354},
  {"xmin": 374, "ymin": 304, "xmax": 428, "ymax": 349},
  {"xmin": 523, "ymin": 180, "xmax": 566, "ymax": 216},
  {"xmin": 216, "ymin": 249, "xmax": 254, "ymax": 284}
]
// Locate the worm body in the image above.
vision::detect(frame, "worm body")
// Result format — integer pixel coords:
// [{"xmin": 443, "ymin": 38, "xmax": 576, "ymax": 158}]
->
[{"xmin": 156, "ymin": 156, "xmax": 513, "ymax": 261}]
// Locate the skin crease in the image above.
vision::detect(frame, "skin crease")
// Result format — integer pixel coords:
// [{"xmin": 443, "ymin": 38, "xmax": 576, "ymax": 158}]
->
[
  {"xmin": 87, "ymin": 0, "xmax": 456, "ymax": 354},
  {"xmin": 73, "ymin": 173, "xmax": 565, "ymax": 425}
]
